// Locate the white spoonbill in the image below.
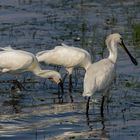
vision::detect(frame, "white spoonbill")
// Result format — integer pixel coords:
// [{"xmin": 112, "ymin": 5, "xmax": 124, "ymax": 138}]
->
[
  {"xmin": 36, "ymin": 43, "xmax": 92, "ymax": 92},
  {"xmin": 83, "ymin": 33, "xmax": 138, "ymax": 116},
  {"xmin": 0, "ymin": 46, "xmax": 63, "ymax": 92}
]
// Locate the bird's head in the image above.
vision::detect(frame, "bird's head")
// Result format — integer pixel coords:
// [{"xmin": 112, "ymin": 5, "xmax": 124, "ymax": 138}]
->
[
  {"xmin": 47, "ymin": 71, "xmax": 62, "ymax": 84},
  {"xmin": 106, "ymin": 33, "xmax": 123, "ymax": 48},
  {"xmin": 38, "ymin": 70, "xmax": 64, "ymax": 93},
  {"xmin": 37, "ymin": 70, "xmax": 62, "ymax": 84},
  {"xmin": 106, "ymin": 33, "xmax": 138, "ymax": 65},
  {"xmin": 48, "ymin": 71, "xmax": 64, "ymax": 93}
]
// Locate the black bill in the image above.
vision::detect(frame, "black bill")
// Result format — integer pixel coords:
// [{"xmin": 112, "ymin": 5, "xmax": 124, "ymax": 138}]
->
[{"xmin": 121, "ymin": 40, "xmax": 138, "ymax": 65}]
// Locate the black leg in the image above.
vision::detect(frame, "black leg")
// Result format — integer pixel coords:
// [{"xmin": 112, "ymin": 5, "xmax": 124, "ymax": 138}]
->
[
  {"xmin": 68, "ymin": 74, "xmax": 74, "ymax": 102},
  {"xmin": 69, "ymin": 74, "xmax": 72, "ymax": 92},
  {"xmin": 58, "ymin": 94, "xmax": 63, "ymax": 103},
  {"xmin": 86, "ymin": 97, "xmax": 90, "ymax": 115},
  {"xmin": 100, "ymin": 96, "xmax": 105, "ymax": 117},
  {"xmin": 86, "ymin": 111, "xmax": 93, "ymax": 130},
  {"xmin": 69, "ymin": 92, "xmax": 73, "ymax": 103},
  {"xmin": 58, "ymin": 79, "xmax": 64, "ymax": 94},
  {"xmin": 12, "ymin": 80, "xmax": 25, "ymax": 90},
  {"xmin": 58, "ymin": 80, "xmax": 64, "ymax": 103},
  {"xmin": 62, "ymin": 73, "xmax": 68, "ymax": 82}
]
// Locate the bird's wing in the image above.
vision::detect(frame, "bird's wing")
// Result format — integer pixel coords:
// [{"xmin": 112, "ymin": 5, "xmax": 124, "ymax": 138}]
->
[
  {"xmin": 0, "ymin": 45, "xmax": 15, "ymax": 51},
  {"xmin": 0, "ymin": 51, "xmax": 34, "ymax": 72},
  {"xmin": 83, "ymin": 67, "xmax": 96, "ymax": 97}
]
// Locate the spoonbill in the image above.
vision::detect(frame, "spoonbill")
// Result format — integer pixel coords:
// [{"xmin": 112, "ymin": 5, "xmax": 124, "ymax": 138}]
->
[
  {"xmin": 83, "ymin": 33, "xmax": 138, "ymax": 116},
  {"xmin": 0, "ymin": 46, "xmax": 63, "ymax": 93},
  {"xmin": 36, "ymin": 43, "xmax": 92, "ymax": 92}
]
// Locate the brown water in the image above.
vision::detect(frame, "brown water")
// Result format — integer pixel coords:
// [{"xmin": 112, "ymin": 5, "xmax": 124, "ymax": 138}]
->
[{"xmin": 0, "ymin": 0, "xmax": 140, "ymax": 140}]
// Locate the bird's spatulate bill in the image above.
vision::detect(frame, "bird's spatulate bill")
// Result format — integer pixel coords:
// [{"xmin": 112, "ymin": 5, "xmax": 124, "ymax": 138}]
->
[{"xmin": 121, "ymin": 41, "xmax": 138, "ymax": 65}]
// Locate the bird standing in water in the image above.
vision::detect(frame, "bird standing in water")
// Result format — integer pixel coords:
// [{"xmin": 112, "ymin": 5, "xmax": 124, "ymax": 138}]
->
[
  {"xmin": 83, "ymin": 33, "xmax": 138, "ymax": 116},
  {"xmin": 36, "ymin": 43, "xmax": 92, "ymax": 92},
  {"xmin": 0, "ymin": 46, "xmax": 63, "ymax": 93}
]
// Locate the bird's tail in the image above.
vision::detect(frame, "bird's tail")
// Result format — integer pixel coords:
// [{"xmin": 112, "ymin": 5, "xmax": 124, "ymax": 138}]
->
[
  {"xmin": 61, "ymin": 43, "xmax": 70, "ymax": 47},
  {"xmin": 0, "ymin": 45, "xmax": 14, "ymax": 51}
]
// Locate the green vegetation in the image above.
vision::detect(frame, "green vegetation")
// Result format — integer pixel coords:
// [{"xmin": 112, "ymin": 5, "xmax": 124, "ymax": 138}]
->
[{"xmin": 132, "ymin": 23, "xmax": 140, "ymax": 47}]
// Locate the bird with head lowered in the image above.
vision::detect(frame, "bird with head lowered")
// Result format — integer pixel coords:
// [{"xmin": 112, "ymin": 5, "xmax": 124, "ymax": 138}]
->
[{"xmin": 0, "ymin": 46, "xmax": 63, "ymax": 93}]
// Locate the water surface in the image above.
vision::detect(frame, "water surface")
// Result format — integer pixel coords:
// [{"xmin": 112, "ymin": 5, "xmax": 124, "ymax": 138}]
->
[{"xmin": 0, "ymin": 0, "xmax": 140, "ymax": 139}]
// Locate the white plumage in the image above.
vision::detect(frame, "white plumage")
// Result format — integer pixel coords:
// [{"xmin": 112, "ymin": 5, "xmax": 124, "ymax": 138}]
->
[
  {"xmin": 83, "ymin": 33, "xmax": 138, "ymax": 115},
  {"xmin": 36, "ymin": 43, "xmax": 92, "ymax": 91},
  {"xmin": 83, "ymin": 59, "xmax": 115, "ymax": 97},
  {"xmin": 0, "ymin": 46, "xmax": 63, "ymax": 89}
]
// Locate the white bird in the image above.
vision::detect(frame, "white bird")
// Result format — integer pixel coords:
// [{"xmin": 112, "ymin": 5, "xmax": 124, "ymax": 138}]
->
[
  {"xmin": 83, "ymin": 33, "xmax": 138, "ymax": 116},
  {"xmin": 36, "ymin": 43, "xmax": 92, "ymax": 92},
  {"xmin": 0, "ymin": 46, "xmax": 63, "ymax": 92}
]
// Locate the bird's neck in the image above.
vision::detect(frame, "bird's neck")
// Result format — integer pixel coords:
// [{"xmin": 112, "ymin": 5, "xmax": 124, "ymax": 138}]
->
[
  {"xmin": 28, "ymin": 62, "xmax": 43, "ymax": 77},
  {"xmin": 33, "ymin": 69, "xmax": 50, "ymax": 78},
  {"xmin": 34, "ymin": 68, "xmax": 58, "ymax": 79},
  {"xmin": 27, "ymin": 59, "xmax": 55, "ymax": 79},
  {"xmin": 84, "ymin": 61, "xmax": 92, "ymax": 70},
  {"xmin": 108, "ymin": 42, "xmax": 118, "ymax": 64}
]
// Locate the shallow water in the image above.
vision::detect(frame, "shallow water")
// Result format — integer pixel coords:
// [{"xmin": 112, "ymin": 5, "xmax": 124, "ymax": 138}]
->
[{"xmin": 0, "ymin": 0, "xmax": 140, "ymax": 140}]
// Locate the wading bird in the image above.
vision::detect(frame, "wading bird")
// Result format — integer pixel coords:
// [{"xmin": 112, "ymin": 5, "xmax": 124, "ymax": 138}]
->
[
  {"xmin": 36, "ymin": 43, "xmax": 92, "ymax": 92},
  {"xmin": 83, "ymin": 33, "xmax": 138, "ymax": 116},
  {"xmin": 0, "ymin": 46, "xmax": 63, "ymax": 93}
]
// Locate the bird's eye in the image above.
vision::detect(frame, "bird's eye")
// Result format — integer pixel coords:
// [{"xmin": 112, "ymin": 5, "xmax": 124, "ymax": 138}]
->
[
  {"xmin": 119, "ymin": 37, "xmax": 123, "ymax": 45},
  {"xmin": 48, "ymin": 77, "xmax": 53, "ymax": 80},
  {"xmin": 120, "ymin": 37, "xmax": 123, "ymax": 42}
]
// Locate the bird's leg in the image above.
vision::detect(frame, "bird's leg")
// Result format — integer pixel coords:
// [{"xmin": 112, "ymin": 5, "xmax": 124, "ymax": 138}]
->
[
  {"xmin": 68, "ymin": 74, "xmax": 74, "ymax": 102},
  {"xmin": 69, "ymin": 74, "xmax": 72, "ymax": 92},
  {"xmin": 86, "ymin": 111, "xmax": 93, "ymax": 130},
  {"xmin": 57, "ymin": 90, "xmax": 63, "ymax": 103},
  {"xmin": 58, "ymin": 80, "xmax": 64, "ymax": 103},
  {"xmin": 86, "ymin": 97, "xmax": 90, "ymax": 116},
  {"xmin": 100, "ymin": 96, "xmax": 105, "ymax": 117},
  {"xmin": 62, "ymin": 73, "xmax": 68, "ymax": 82},
  {"xmin": 12, "ymin": 80, "xmax": 25, "ymax": 90},
  {"xmin": 58, "ymin": 95, "xmax": 63, "ymax": 103},
  {"xmin": 59, "ymin": 79, "xmax": 64, "ymax": 94},
  {"xmin": 69, "ymin": 93, "xmax": 73, "ymax": 103}
]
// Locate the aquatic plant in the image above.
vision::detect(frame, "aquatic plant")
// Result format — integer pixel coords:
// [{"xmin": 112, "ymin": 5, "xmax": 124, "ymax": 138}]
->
[{"xmin": 132, "ymin": 23, "xmax": 140, "ymax": 47}]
